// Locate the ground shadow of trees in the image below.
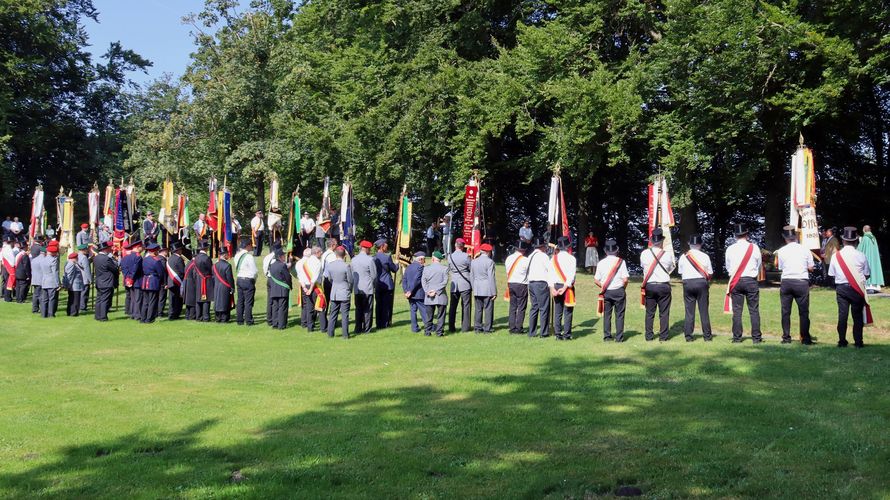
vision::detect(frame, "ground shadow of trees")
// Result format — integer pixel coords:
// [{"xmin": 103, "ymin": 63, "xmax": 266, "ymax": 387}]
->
[{"xmin": 3, "ymin": 347, "xmax": 889, "ymax": 498}]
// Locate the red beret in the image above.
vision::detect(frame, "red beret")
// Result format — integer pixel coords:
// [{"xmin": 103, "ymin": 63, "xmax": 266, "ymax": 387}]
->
[
  {"xmin": 46, "ymin": 242, "xmax": 59, "ymax": 253},
  {"xmin": 480, "ymin": 243, "xmax": 493, "ymax": 252},
  {"xmin": 80, "ymin": 223, "xmax": 89, "ymax": 229},
  {"xmin": 68, "ymin": 252, "xmax": 78, "ymax": 260},
  {"xmin": 455, "ymin": 238, "xmax": 465, "ymax": 244},
  {"xmin": 359, "ymin": 240, "xmax": 372, "ymax": 249},
  {"xmin": 336, "ymin": 245, "xmax": 345, "ymax": 252}
]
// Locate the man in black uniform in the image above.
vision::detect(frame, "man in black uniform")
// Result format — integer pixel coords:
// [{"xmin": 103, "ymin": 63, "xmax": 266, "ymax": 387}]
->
[
  {"xmin": 139, "ymin": 242, "xmax": 165, "ymax": 323},
  {"xmin": 14, "ymin": 242, "xmax": 31, "ymax": 303},
  {"xmin": 156, "ymin": 246, "xmax": 168, "ymax": 317},
  {"xmin": 268, "ymin": 247, "xmax": 292, "ymax": 329},
  {"xmin": 93, "ymin": 241, "xmax": 118, "ymax": 321},
  {"xmin": 166, "ymin": 241, "xmax": 186, "ymax": 320},
  {"xmin": 213, "ymin": 248, "xmax": 235, "ymax": 323},
  {"xmin": 193, "ymin": 241, "xmax": 214, "ymax": 322}
]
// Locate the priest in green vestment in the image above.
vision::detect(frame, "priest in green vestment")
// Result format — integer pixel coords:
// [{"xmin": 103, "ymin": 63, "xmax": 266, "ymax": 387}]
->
[{"xmin": 860, "ymin": 225, "xmax": 884, "ymax": 292}]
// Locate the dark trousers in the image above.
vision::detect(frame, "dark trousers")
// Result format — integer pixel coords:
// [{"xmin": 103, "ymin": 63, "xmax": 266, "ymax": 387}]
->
[
  {"xmin": 507, "ymin": 283, "xmax": 528, "ymax": 333},
  {"xmin": 185, "ymin": 305, "xmax": 195, "ymax": 320},
  {"xmin": 474, "ymin": 296, "xmax": 494, "ymax": 332},
  {"xmin": 300, "ymin": 289, "xmax": 312, "ymax": 328},
  {"xmin": 270, "ymin": 297, "xmax": 288, "ymax": 329},
  {"xmin": 327, "ymin": 300, "xmax": 350, "ymax": 338},
  {"xmin": 32, "ymin": 285, "xmax": 41, "ymax": 312},
  {"xmin": 168, "ymin": 287, "xmax": 183, "ymax": 320},
  {"xmin": 448, "ymin": 289, "xmax": 472, "ymax": 332},
  {"xmin": 141, "ymin": 290, "xmax": 159, "ymax": 323},
  {"xmin": 158, "ymin": 287, "xmax": 167, "ymax": 316},
  {"xmin": 426, "ymin": 304, "xmax": 446, "ymax": 335},
  {"xmin": 375, "ymin": 287, "xmax": 394, "ymax": 328},
  {"xmin": 80, "ymin": 285, "xmax": 90, "ymax": 311},
  {"xmin": 354, "ymin": 293, "xmax": 374, "ymax": 333},
  {"xmin": 253, "ymin": 231, "xmax": 264, "ymax": 256},
  {"xmin": 197, "ymin": 301, "xmax": 211, "ymax": 322},
  {"xmin": 15, "ymin": 281, "xmax": 29, "ymax": 303},
  {"xmin": 683, "ymin": 279, "xmax": 712, "ymax": 340},
  {"xmin": 66, "ymin": 290, "xmax": 81, "ymax": 316},
  {"xmin": 215, "ymin": 309, "xmax": 229, "ymax": 323},
  {"xmin": 95, "ymin": 287, "xmax": 113, "ymax": 320},
  {"xmin": 553, "ymin": 284, "xmax": 574, "ymax": 338},
  {"xmin": 731, "ymin": 277, "xmax": 761, "ymax": 341},
  {"xmin": 236, "ymin": 278, "xmax": 255, "ymax": 325},
  {"xmin": 408, "ymin": 298, "xmax": 428, "ymax": 332},
  {"xmin": 266, "ymin": 279, "xmax": 273, "ymax": 325},
  {"xmin": 527, "ymin": 281, "xmax": 551, "ymax": 337},
  {"xmin": 126, "ymin": 288, "xmax": 143, "ymax": 321},
  {"xmin": 602, "ymin": 288, "xmax": 626, "ymax": 341},
  {"xmin": 780, "ymin": 279, "xmax": 810, "ymax": 342},
  {"xmin": 40, "ymin": 288, "xmax": 58, "ymax": 318},
  {"xmin": 836, "ymin": 284, "xmax": 865, "ymax": 346},
  {"xmin": 644, "ymin": 282, "xmax": 672, "ymax": 341}
]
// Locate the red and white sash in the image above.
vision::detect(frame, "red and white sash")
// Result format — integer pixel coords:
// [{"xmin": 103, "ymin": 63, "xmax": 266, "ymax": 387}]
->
[
  {"xmin": 166, "ymin": 261, "xmax": 183, "ymax": 287},
  {"xmin": 2, "ymin": 252, "xmax": 18, "ymax": 290},
  {"xmin": 597, "ymin": 258, "xmax": 623, "ymax": 317},
  {"xmin": 552, "ymin": 253, "xmax": 575, "ymax": 307},
  {"xmin": 835, "ymin": 251, "xmax": 874, "ymax": 326},
  {"xmin": 723, "ymin": 243, "xmax": 754, "ymax": 313}
]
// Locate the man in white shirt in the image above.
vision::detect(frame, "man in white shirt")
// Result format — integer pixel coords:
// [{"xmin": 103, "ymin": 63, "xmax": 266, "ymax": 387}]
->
[
  {"xmin": 594, "ymin": 239, "xmax": 629, "ymax": 342},
  {"xmin": 519, "ymin": 221, "xmax": 533, "ymax": 243},
  {"xmin": 640, "ymin": 228, "xmax": 676, "ymax": 341},
  {"xmin": 526, "ymin": 238, "xmax": 553, "ymax": 338},
  {"xmin": 677, "ymin": 233, "xmax": 713, "ymax": 342},
  {"xmin": 300, "ymin": 246, "xmax": 327, "ymax": 332},
  {"xmin": 320, "ymin": 238, "xmax": 337, "ymax": 319},
  {"xmin": 234, "ymin": 239, "xmax": 258, "ymax": 325},
  {"xmin": 9, "ymin": 217, "xmax": 24, "ymax": 242},
  {"xmin": 724, "ymin": 223, "xmax": 763, "ymax": 343},
  {"xmin": 300, "ymin": 212, "xmax": 316, "ymax": 246},
  {"xmin": 504, "ymin": 242, "xmax": 530, "ymax": 333},
  {"xmin": 250, "ymin": 210, "xmax": 265, "ymax": 257},
  {"xmin": 775, "ymin": 225, "xmax": 815, "ymax": 344},
  {"xmin": 262, "ymin": 244, "xmax": 279, "ymax": 326},
  {"xmin": 828, "ymin": 227, "xmax": 871, "ymax": 348},
  {"xmin": 193, "ymin": 213, "xmax": 208, "ymax": 242},
  {"xmin": 550, "ymin": 237, "xmax": 577, "ymax": 340}
]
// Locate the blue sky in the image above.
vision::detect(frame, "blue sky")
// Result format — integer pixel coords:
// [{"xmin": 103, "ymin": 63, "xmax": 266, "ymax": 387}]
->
[{"xmin": 84, "ymin": 0, "xmax": 207, "ymax": 86}]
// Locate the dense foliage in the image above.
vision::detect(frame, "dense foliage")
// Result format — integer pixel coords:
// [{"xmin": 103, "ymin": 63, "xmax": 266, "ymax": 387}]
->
[{"xmin": 3, "ymin": 0, "xmax": 888, "ymax": 266}]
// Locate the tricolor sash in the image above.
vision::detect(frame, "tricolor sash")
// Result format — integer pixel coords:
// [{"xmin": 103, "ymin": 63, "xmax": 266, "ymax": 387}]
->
[
  {"xmin": 552, "ymin": 254, "xmax": 575, "ymax": 307},
  {"xmin": 724, "ymin": 243, "xmax": 755, "ymax": 313},
  {"xmin": 2, "ymin": 253, "xmax": 16, "ymax": 290},
  {"xmin": 213, "ymin": 262, "xmax": 235, "ymax": 308},
  {"xmin": 640, "ymin": 248, "xmax": 665, "ymax": 306},
  {"xmin": 597, "ymin": 258, "xmax": 623, "ymax": 317},
  {"xmin": 166, "ymin": 262, "xmax": 183, "ymax": 287},
  {"xmin": 503, "ymin": 254, "xmax": 525, "ymax": 301},
  {"xmin": 301, "ymin": 260, "xmax": 327, "ymax": 311},
  {"xmin": 835, "ymin": 251, "xmax": 874, "ymax": 326},
  {"xmin": 685, "ymin": 252, "xmax": 711, "ymax": 281}
]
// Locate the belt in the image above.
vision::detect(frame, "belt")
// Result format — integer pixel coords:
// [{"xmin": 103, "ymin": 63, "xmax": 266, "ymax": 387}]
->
[{"xmin": 238, "ymin": 276, "xmax": 257, "ymax": 281}]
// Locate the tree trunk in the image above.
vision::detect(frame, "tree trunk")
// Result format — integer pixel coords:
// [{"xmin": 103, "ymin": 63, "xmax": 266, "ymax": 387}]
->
[
  {"xmin": 763, "ymin": 149, "xmax": 786, "ymax": 250},
  {"xmin": 678, "ymin": 202, "xmax": 698, "ymax": 252},
  {"xmin": 255, "ymin": 176, "xmax": 266, "ymax": 215}
]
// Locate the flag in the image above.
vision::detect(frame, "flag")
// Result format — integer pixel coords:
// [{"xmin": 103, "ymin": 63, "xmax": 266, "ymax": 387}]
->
[
  {"xmin": 206, "ymin": 178, "xmax": 218, "ymax": 232},
  {"xmin": 88, "ymin": 183, "xmax": 100, "ymax": 241},
  {"xmin": 102, "ymin": 182, "xmax": 114, "ymax": 228},
  {"xmin": 395, "ymin": 186, "xmax": 412, "ymax": 267},
  {"xmin": 548, "ymin": 173, "xmax": 571, "ymax": 251},
  {"xmin": 160, "ymin": 179, "xmax": 175, "ymax": 234},
  {"xmin": 340, "ymin": 182, "xmax": 355, "ymax": 254},
  {"xmin": 462, "ymin": 177, "xmax": 482, "ymax": 254},
  {"xmin": 319, "ymin": 177, "xmax": 332, "ymax": 233},
  {"xmin": 647, "ymin": 175, "xmax": 674, "ymax": 249},
  {"xmin": 789, "ymin": 141, "xmax": 819, "ymax": 250},
  {"xmin": 56, "ymin": 188, "xmax": 74, "ymax": 253},
  {"xmin": 286, "ymin": 191, "xmax": 299, "ymax": 253},
  {"xmin": 30, "ymin": 184, "xmax": 44, "ymax": 243},
  {"xmin": 126, "ymin": 178, "xmax": 137, "ymax": 232}
]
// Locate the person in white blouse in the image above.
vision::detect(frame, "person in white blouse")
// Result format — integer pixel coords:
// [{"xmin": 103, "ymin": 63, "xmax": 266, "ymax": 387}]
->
[
  {"xmin": 640, "ymin": 228, "xmax": 676, "ymax": 341},
  {"xmin": 594, "ymin": 239, "xmax": 629, "ymax": 342},
  {"xmin": 526, "ymin": 238, "xmax": 553, "ymax": 338},
  {"xmin": 677, "ymin": 233, "xmax": 713, "ymax": 342},
  {"xmin": 775, "ymin": 225, "xmax": 815, "ymax": 344},
  {"xmin": 828, "ymin": 227, "xmax": 871, "ymax": 348},
  {"xmin": 724, "ymin": 223, "xmax": 763, "ymax": 343}
]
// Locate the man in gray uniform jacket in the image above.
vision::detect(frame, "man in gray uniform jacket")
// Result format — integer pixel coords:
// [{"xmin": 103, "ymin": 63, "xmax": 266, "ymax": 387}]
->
[
  {"xmin": 325, "ymin": 246, "xmax": 354, "ymax": 339},
  {"xmin": 30, "ymin": 241, "xmax": 44, "ymax": 314},
  {"xmin": 351, "ymin": 240, "xmax": 378, "ymax": 333},
  {"xmin": 470, "ymin": 243, "xmax": 497, "ymax": 333},
  {"xmin": 422, "ymin": 251, "xmax": 449, "ymax": 336},
  {"xmin": 447, "ymin": 238, "xmax": 472, "ymax": 332},
  {"xmin": 40, "ymin": 241, "xmax": 61, "ymax": 317}
]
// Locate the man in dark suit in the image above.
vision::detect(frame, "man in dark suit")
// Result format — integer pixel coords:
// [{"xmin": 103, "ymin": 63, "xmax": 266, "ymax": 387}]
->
[
  {"xmin": 93, "ymin": 241, "xmax": 118, "ymax": 321},
  {"xmin": 267, "ymin": 247, "xmax": 292, "ymax": 329},
  {"xmin": 193, "ymin": 241, "xmax": 214, "ymax": 322},
  {"xmin": 139, "ymin": 242, "xmax": 165, "ymax": 323},
  {"xmin": 374, "ymin": 239, "xmax": 399, "ymax": 329},
  {"xmin": 120, "ymin": 240, "xmax": 143, "ymax": 321},
  {"xmin": 213, "ymin": 248, "xmax": 235, "ymax": 323},
  {"xmin": 166, "ymin": 241, "xmax": 186, "ymax": 320},
  {"xmin": 401, "ymin": 252, "xmax": 427, "ymax": 333},
  {"xmin": 14, "ymin": 241, "xmax": 31, "ymax": 303}
]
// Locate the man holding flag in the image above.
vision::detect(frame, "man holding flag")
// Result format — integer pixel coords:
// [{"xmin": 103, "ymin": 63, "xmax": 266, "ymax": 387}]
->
[
  {"xmin": 828, "ymin": 227, "xmax": 872, "ymax": 348},
  {"xmin": 374, "ymin": 239, "xmax": 399, "ymax": 329},
  {"xmin": 775, "ymin": 225, "xmax": 815, "ymax": 345},
  {"xmin": 250, "ymin": 210, "xmax": 265, "ymax": 256},
  {"xmin": 470, "ymin": 243, "xmax": 497, "ymax": 333}
]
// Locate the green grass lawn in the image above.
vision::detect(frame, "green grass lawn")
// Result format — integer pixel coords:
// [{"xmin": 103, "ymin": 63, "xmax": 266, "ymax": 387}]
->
[{"xmin": 1, "ymin": 259, "xmax": 889, "ymax": 498}]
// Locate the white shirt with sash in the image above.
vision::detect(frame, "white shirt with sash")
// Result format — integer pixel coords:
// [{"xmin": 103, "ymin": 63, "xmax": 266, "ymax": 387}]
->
[
  {"xmin": 299, "ymin": 255, "xmax": 322, "ymax": 288},
  {"xmin": 724, "ymin": 239, "xmax": 762, "ymax": 278},
  {"xmin": 526, "ymin": 249, "xmax": 554, "ymax": 285},
  {"xmin": 262, "ymin": 252, "xmax": 276, "ymax": 278},
  {"xmin": 678, "ymin": 248, "xmax": 713, "ymax": 281},
  {"xmin": 234, "ymin": 249, "xmax": 258, "ymax": 279},
  {"xmin": 640, "ymin": 247, "xmax": 675, "ymax": 283},
  {"xmin": 828, "ymin": 245, "xmax": 870, "ymax": 285},
  {"xmin": 504, "ymin": 251, "xmax": 530, "ymax": 285},
  {"xmin": 550, "ymin": 250, "xmax": 577, "ymax": 287},
  {"xmin": 594, "ymin": 255, "xmax": 629, "ymax": 291},
  {"xmin": 251, "ymin": 216, "xmax": 265, "ymax": 232},
  {"xmin": 775, "ymin": 242, "xmax": 814, "ymax": 280}
]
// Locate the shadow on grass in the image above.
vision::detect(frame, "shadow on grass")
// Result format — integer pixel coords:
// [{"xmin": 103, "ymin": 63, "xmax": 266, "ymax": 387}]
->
[{"xmin": 3, "ymin": 348, "xmax": 890, "ymax": 498}]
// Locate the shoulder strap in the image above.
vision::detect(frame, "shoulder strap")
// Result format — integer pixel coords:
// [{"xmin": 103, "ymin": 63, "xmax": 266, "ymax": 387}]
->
[
  {"xmin": 684, "ymin": 251, "xmax": 711, "ymax": 280},
  {"xmin": 600, "ymin": 258, "xmax": 623, "ymax": 293}
]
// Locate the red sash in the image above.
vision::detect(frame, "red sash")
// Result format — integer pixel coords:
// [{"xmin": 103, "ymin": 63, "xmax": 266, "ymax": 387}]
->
[
  {"xmin": 195, "ymin": 264, "xmax": 210, "ymax": 301},
  {"xmin": 640, "ymin": 249, "xmax": 665, "ymax": 306},
  {"xmin": 552, "ymin": 253, "xmax": 575, "ymax": 307},
  {"xmin": 724, "ymin": 243, "xmax": 755, "ymax": 313},
  {"xmin": 213, "ymin": 262, "xmax": 235, "ymax": 308},
  {"xmin": 685, "ymin": 252, "xmax": 711, "ymax": 280},
  {"xmin": 503, "ymin": 254, "xmax": 525, "ymax": 301},
  {"xmin": 835, "ymin": 251, "xmax": 874, "ymax": 326},
  {"xmin": 2, "ymin": 253, "xmax": 17, "ymax": 290},
  {"xmin": 597, "ymin": 258, "xmax": 623, "ymax": 316}
]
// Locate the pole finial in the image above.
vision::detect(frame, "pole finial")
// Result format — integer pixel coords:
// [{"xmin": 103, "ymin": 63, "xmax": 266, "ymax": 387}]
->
[{"xmin": 799, "ymin": 133, "xmax": 805, "ymax": 146}]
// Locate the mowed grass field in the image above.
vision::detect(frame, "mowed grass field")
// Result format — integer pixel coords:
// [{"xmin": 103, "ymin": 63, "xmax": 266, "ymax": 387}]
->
[{"xmin": 1, "ymin": 257, "xmax": 889, "ymax": 499}]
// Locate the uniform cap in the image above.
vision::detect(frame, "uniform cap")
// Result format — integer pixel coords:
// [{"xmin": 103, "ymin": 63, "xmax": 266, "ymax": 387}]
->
[
  {"xmin": 76, "ymin": 244, "xmax": 88, "ymax": 251},
  {"xmin": 80, "ymin": 223, "xmax": 89, "ymax": 229},
  {"xmin": 413, "ymin": 251, "xmax": 426, "ymax": 258},
  {"xmin": 732, "ymin": 223, "xmax": 748, "ymax": 237},
  {"xmin": 432, "ymin": 250, "xmax": 444, "ymax": 259},
  {"xmin": 557, "ymin": 236, "xmax": 571, "ymax": 250},
  {"xmin": 454, "ymin": 238, "xmax": 465, "ymax": 245},
  {"xmin": 68, "ymin": 252, "xmax": 78, "ymax": 260},
  {"xmin": 359, "ymin": 240, "xmax": 372, "ymax": 249},
  {"xmin": 480, "ymin": 243, "xmax": 493, "ymax": 252},
  {"xmin": 145, "ymin": 242, "xmax": 160, "ymax": 251},
  {"xmin": 604, "ymin": 238, "xmax": 619, "ymax": 253},
  {"xmin": 374, "ymin": 239, "xmax": 387, "ymax": 247}
]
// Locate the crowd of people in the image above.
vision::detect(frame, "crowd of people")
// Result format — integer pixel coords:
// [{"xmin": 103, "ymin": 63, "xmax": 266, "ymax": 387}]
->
[{"xmin": 0, "ymin": 211, "xmax": 883, "ymax": 347}]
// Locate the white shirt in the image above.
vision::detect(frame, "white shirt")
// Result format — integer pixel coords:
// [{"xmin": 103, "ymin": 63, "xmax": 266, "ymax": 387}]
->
[
  {"xmin": 9, "ymin": 221, "xmax": 23, "ymax": 233},
  {"xmin": 504, "ymin": 252, "xmax": 530, "ymax": 284},
  {"xmin": 828, "ymin": 245, "xmax": 870, "ymax": 285},
  {"xmin": 775, "ymin": 242, "xmax": 814, "ymax": 281},
  {"xmin": 251, "ymin": 216, "xmax": 264, "ymax": 232},
  {"xmin": 526, "ymin": 249, "xmax": 554, "ymax": 285},
  {"xmin": 1, "ymin": 244, "xmax": 14, "ymax": 265},
  {"xmin": 262, "ymin": 251, "xmax": 276, "ymax": 277},
  {"xmin": 301, "ymin": 216, "xmax": 315, "ymax": 234},
  {"xmin": 233, "ymin": 249, "xmax": 258, "ymax": 279},
  {"xmin": 724, "ymin": 239, "xmax": 762, "ymax": 278},
  {"xmin": 519, "ymin": 227, "xmax": 533, "ymax": 241},
  {"xmin": 640, "ymin": 247, "xmax": 675, "ymax": 283},
  {"xmin": 232, "ymin": 219, "xmax": 242, "ymax": 234},
  {"xmin": 321, "ymin": 249, "xmax": 336, "ymax": 274},
  {"xmin": 550, "ymin": 250, "xmax": 576, "ymax": 287},
  {"xmin": 299, "ymin": 255, "xmax": 322, "ymax": 287},
  {"xmin": 677, "ymin": 248, "xmax": 713, "ymax": 281},
  {"xmin": 594, "ymin": 255, "xmax": 629, "ymax": 290},
  {"xmin": 1, "ymin": 221, "xmax": 10, "ymax": 231}
]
